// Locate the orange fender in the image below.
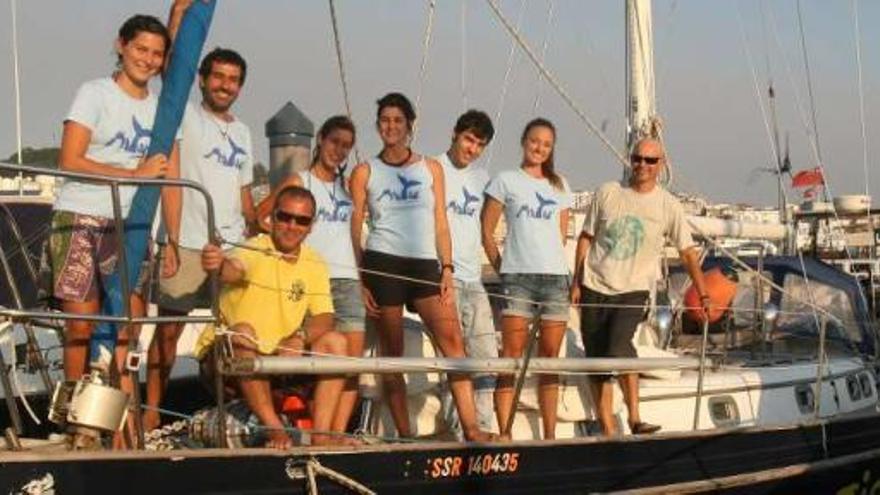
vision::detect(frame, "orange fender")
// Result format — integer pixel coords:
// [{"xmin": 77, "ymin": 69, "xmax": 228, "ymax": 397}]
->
[{"xmin": 685, "ymin": 267, "xmax": 738, "ymax": 324}]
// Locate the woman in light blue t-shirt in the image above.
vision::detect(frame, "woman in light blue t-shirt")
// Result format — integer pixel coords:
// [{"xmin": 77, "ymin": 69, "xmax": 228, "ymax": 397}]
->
[
  {"xmin": 481, "ymin": 118, "xmax": 572, "ymax": 439},
  {"xmin": 49, "ymin": 16, "xmax": 180, "ymax": 392}
]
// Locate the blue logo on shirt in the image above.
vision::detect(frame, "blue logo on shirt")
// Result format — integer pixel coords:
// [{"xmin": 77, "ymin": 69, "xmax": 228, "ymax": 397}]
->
[
  {"xmin": 516, "ymin": 192, "xmax": 557, "ymax": 219},
  {"xmin": 204, "ymin": 137, "xmax": 247, "ymax": 170},
  {"xmin": 447, "ymin": 186, "xmax": 480, "ymax": 217},
  {"xmin": 105, "ymin": 116, "xmax": 151, "ymax": 154},
  {"xmin": 600, "ymin": 215, "xmax": 645, "ymax": 260},
  {"xmin": 377, "ymin": 174, "xmax": 422, "ymax": 202},
  {"xmin": 317, "ymin": 187, "xmax": 352, "ymax": 222}
]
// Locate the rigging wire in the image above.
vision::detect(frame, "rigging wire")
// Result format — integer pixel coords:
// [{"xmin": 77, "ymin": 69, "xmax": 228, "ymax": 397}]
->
[
  {"xmin": 765, "ymin": 5, "xmax": 822, "ymax": 172},
  {"xmin": 795, "ymin": 0, "xmax": 826, "ymax": 200},
  {"xmin": 850, "ymin": 0, "xmax": 870, "ymax": 216},
  {"xmin": 460, "ymin": 0, "xmax": 468, "ymax": 113},
  {"xmin": 412, "ymin": 0, "xmax": 437, "ymax": 141},
  {"xmin": 484, "ymin": 0, "xmax": 527, "ymax": 170},
  {"xmin": 735, "ymin": 1, "xmax": 782, "ymax": 174},
  {"xmin": 532, "ymin": 0, "xmax": 555, "ymax": 113},
  {"xmin": 484, "ymin": 0, "xmax": 629, "ymax": 168},
  {"xmin": 327, "ymin": 0, "xmax": 361, "ymax": 163},
  {"xmin": 734, "ymin": 2, "xmax": 859, "ymax": 346}
]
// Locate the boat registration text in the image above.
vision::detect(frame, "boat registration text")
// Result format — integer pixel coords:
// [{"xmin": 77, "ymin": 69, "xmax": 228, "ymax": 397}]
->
[{"xmin": 425, "ymin": 452, "xmax": 521, "ymax": 479}]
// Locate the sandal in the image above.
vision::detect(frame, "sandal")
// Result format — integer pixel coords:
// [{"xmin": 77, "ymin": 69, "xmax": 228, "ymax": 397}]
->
[{"xmin": 630, "ymin": 422, "xmax": 661, "ymax": 435}]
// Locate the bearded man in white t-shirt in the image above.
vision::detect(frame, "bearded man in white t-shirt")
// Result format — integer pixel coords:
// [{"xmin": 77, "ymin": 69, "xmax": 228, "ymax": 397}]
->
[
  {"xmin": 572, "ymin": 138, "xmax": 708, "ymax": 437},
  {"xmin": 144, "ymin": 45, "xmax": 256, "ymax": 431}
]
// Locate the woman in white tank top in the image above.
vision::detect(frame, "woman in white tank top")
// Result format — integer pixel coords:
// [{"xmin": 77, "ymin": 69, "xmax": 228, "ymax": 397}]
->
[
  {"xmin": 256, "ymin": 116, "xmax": 366, "ymax": 439},
  {"xmin": 349, "ymin": 93, "xmax": 494, "ymax": 442}
]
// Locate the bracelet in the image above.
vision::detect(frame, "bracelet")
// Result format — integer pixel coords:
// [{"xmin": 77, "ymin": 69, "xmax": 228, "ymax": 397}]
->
[{"xmin": 441, "ymin": 263, "xmax": 454, "ymax": 273}]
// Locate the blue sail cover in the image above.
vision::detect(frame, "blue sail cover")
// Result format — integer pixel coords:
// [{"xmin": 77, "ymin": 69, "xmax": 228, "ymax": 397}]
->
[
  {"xmin": 90, "ymin": 2, "xmax": 217, "ymax": 369},
  {"xmin": 699, "ymin": 256, "xmax": 877, "ymax": 356}
]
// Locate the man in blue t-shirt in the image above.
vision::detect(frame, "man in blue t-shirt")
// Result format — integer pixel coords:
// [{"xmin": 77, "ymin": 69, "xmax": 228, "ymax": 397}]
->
[{"xmin": 437, "ymin": 110, "xmax": 498, "ymax": 435}]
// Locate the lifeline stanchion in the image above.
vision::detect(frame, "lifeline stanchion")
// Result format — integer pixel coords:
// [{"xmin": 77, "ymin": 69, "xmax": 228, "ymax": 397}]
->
[
  {"xmin": 503, "ymin": 317, "xmax": 540, "ymax": 438},
  {"xmin": 692, "ymin": 317, "xmax": 710, "ymax": 431}
]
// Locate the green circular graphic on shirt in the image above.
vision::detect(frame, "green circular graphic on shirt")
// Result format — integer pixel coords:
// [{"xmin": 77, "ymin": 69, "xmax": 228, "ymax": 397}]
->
[{"xmin": 602, "ymin": 215, "xmax": 645, "ymax": 260}]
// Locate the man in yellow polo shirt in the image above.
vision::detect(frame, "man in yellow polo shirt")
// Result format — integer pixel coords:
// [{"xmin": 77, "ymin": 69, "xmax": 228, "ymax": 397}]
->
[{"xmin": 198, "ymin": 185, "xmax": 348, "ymax": 448}]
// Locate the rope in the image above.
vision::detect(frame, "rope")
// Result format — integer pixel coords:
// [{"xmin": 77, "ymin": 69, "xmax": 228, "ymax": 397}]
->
[
  {"xmin": 216, "ymin": 235, "xmax": 856, "ymax": 327},
  {"xmin": 300, "ymin": 458, "xmax": 376, "ymax": 495},
  {"xmin": 327, "ymin": 0, "xmax": 361, "ymax": 164},
  {"xmin": 412, "ymin": 0, "xmax": 437, "ymax": 141},
  {"xmin": 531, "ymin": 0, "xmax": 555, "ymax": 113},
  {"xmin": 484, "ymin": 0, "xmax": 527, "ymax": 170},
  {"xmin": 484, "ymin": 0, "xmax": 629, "ymax": 168}
]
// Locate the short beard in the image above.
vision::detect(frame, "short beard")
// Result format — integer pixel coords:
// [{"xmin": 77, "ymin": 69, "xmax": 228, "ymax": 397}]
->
[{"xmin": 202, "ymin": 90, "xmax": 234, "ymax": 114}]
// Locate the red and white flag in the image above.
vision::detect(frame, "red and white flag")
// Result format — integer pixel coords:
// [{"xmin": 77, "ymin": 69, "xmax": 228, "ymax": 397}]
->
[{"xmin": 791, "ymin": 167, "xmax": 824, "ymax": 188}]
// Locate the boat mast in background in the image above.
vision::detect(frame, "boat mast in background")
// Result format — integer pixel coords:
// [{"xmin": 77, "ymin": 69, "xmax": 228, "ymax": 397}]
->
[
  {"xmin": 625, "ymin": 0, "xmax": 658, "ymax": 152},
  {"xmin": 10, "ymin": 0, "xmax": 24, "ymax": 195}
]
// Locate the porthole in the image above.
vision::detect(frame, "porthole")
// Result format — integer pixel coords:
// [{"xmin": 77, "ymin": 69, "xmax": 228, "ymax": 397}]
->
[
  {"xmin": 708, "ymin": 396, "xmax": 740, "ymax": 427},
  {"xmin": 795, "ymin": 384, "xmax": 815, "ymax": 414},
  {"xmin": 847, "ymin": 375, "xmax": 863, "ymax": 401},
  {"xmin": 859, "ymin": 372, "xmax": 873, "ymax": 398}
]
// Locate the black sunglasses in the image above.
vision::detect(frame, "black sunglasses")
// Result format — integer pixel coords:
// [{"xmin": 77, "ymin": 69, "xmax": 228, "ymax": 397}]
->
[
  {"xmin": 630, "ymin": 154, "xmax": 662, "ymax": 165},
  {"xmin": 273, "ymin": 209, "xmax": 313, "ymax": 226}
]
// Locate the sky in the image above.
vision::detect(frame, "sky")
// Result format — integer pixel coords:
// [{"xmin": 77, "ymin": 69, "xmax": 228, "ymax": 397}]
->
[{"xmin": 1, "ymin": 0, "xmax": 879, "ymax": 207}]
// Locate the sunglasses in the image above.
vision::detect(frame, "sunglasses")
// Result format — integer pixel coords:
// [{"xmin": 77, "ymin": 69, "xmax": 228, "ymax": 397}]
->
[
  {"xmin": 273, "ymin": 209, "xmax": 313, "ymax": 226},
  {"xmin": 630, "ymin": 154, "xmax": 662, "ymax": 165}
]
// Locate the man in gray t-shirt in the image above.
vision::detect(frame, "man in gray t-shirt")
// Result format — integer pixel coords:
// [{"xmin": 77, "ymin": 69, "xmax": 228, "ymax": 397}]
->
[{"xmin": 572, "ymin": 138, "xmax": 708, "ymax": 437}]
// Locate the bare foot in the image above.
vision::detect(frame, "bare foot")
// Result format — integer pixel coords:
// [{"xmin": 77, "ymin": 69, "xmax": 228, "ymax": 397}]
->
[
  {"xmin": 143, "ymin": 411, "xmax": 160, "ymax": 432},
  {"xmin": 265, "ymin": 430, "xmax": 293, "ymax": 450},
  {"xmin": 464, "ymin": 428, "xmax": 505, "ymax": 443}
]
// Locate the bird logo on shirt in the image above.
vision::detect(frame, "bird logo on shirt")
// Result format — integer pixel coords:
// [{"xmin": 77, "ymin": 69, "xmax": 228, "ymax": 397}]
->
[
  {"xmin": 516, "ymin": 192, "xmax": 557, "ymax": 219},
  {"xmin": 377, "ymin": 174, "xmax": 422, "ymax": 202},
  {"xmin": 447, "ymin": 186, "xmax": 480, "ymax": 217},
  {"xmin": 105, "ymin": 116, "xmax": 152, "ymax": 155},
  {"xmin": 601, "ymin": 215, "xmax": 645, "ymax": 260},
  {"xmin": 204, "ymin": 137, "xmax": 247, "ymax": 170},
  {"xmin": 317, "ymin": 188, "xmax": 352, "ymax": 222}
]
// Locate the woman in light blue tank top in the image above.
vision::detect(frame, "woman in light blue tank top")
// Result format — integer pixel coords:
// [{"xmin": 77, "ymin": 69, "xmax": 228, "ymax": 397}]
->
[
  {"xmin": 481, "ymin": 118, "xmax": 572, "ymax": 439},
  {"xmin": 350, "ymin": 93, "xmax": 494, "ymax": 442}
]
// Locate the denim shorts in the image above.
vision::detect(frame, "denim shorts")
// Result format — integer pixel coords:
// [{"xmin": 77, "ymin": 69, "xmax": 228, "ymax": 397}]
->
[
  {"xmin": 331, "ymin": 278, "xmax": 366, "ymax": 332},
  {"xmin": 500, "ymin": 273, "xmax": 571, "ymax": 322}
]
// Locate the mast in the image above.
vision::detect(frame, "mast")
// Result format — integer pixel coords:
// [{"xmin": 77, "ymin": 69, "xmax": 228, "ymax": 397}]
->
[
  {"xmin": 625, "ymin": 0, "xmax": 658, "ymax": 152},
  {"xmin": 11, "ymin": 0, "xmax": 24, "ymax": 194}
]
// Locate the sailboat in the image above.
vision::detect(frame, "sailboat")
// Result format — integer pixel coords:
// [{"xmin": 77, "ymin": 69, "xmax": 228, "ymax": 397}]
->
[{"xmin": 2, "ymin": 1, "xmax": 880, "ymax": 493}]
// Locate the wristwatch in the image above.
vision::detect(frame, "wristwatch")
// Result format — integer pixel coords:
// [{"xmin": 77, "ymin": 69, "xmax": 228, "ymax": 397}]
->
[{"xmin": 441, "ymin": 263, "xmax": 455, "ymax": 273}]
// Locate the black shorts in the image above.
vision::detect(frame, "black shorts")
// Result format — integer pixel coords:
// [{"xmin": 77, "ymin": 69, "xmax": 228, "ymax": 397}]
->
[
  {"xmin": 579, "ymin": 287, "xmax": 649, "ymax": 377},
  {"xmin": 361, "ymin": 250, "xmax": 441, "ymax": 306}
]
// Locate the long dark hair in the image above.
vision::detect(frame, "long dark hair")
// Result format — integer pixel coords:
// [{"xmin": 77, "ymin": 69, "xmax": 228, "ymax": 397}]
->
[
  {"xmin": 521, "ymin": 118, "xmax": 562, "ymax": 190},
  {"xmin": 311, "ymin": 115, "xmax": 356, "ymax": 192},
  {"xmin": 116, "ymin": 14, "xmax": 170, "ymax": 67}
]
